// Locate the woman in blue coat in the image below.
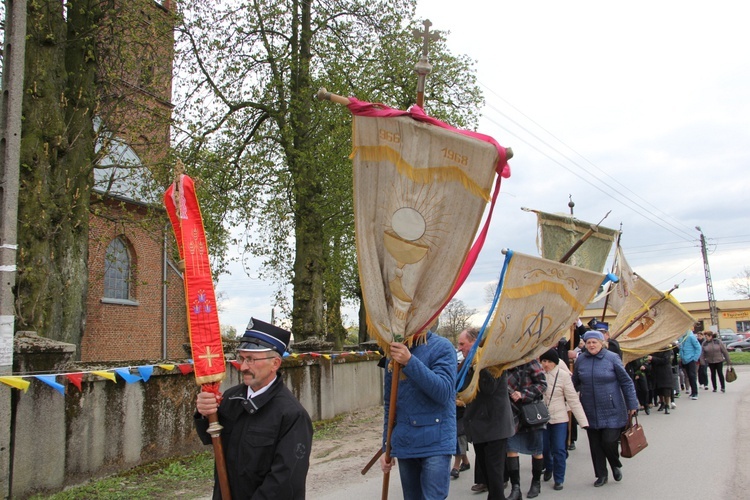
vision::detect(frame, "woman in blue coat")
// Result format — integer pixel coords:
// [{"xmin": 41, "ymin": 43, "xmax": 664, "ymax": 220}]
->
[{"xmin": 573, "ymin": 330, "xmax": 638, "ymax": 488}]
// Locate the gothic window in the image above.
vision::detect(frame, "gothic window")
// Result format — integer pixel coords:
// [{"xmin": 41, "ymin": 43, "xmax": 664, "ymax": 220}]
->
[{"xmin": 104, "ymin": 237, "xmax": 131, "ymax": 300}]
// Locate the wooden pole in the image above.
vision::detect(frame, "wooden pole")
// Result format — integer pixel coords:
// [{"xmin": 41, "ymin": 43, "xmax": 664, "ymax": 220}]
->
[
  {"xmin": 206, "ymin": 412, "xmax": 232, "ymax": 500},
  {"xmin": 381, "ymin": 362, "xmax": 402, "ymax": 500}
]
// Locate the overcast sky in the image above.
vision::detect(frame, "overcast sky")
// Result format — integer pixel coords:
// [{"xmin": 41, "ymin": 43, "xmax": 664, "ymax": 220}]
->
[{"xmin": 216, "ymin": 0, "xmax": 750, "ymax": 334}]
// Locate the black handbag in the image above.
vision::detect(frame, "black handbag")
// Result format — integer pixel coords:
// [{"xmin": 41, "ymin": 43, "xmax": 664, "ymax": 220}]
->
[{"xmin": 520, "ymin": 400, "xmax": 550, "ymax": 427}]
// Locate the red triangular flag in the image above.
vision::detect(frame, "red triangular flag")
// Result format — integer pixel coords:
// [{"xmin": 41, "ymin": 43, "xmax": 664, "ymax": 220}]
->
[
  {"xmin": 177, "ymin": 363, "xmax": 194, "ymax": 375},
  {"xmin": 65, "ymin": 372, "xmax": 84, "ymax": 391}
]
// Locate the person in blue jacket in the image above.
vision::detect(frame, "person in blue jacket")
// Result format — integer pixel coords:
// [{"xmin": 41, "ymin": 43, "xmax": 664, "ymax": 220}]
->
[
  {"xmin": 380, "ymin": 326, "xmax": 457, "ymax": 500},
  {"xmin": 679, "ymin": 329, "xmax": 703, "ymax": 399},
  {"xmin": 573, "ymin": 330, "xmax": 638, "ymax": 488}
]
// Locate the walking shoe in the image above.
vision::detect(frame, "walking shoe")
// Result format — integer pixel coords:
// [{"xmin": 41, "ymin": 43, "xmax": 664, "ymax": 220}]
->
[
  {"xmin": 594, "ymin": 476, "xmax": 608, "ymax": 487},
  {"xmin": 471, "ymin": 484, "xmax": 488, "ymax": 492},
  {"xmin": 451, "ymin": 468, "xmax": 459, "ymax": 479},
  {"xmin": 553, "ymin": 483, "xmax": 563, "ymax": 491},
  {"xmin": 721, "ymin": 388, "xmax": 726, "ymax": 392},
  {"xmin": 528, "ymin": 479, "xmax": 541, "ymax": 498},
  {"xmin": 674, "ymin": 392, "xmax": 680, "ymax": 398},
  {"xmin": 544, "ymin": 469, "xmax": 553, "ymax": 481},
  {"xmin": 713, "ymin": 388, "xmax": 717, "ymax": 392},
  {"xmin": 612, "ymin": 467, "xmax": 622, "ymax": 481},
  {"xmin": 460, "ymin": 462, "xmax": 471, "ymax": 472},
  {"xmin": 690, "ymin": 395, "xmax": 698, "ymax": 400},
  {"xmin": 704, "ymin": 385, "xmax": 709, "ymax": 390},
  {"xmin": 671, "ymin": 402, "xmax": 676, "ymax": 408},
  {"xmin": 568, "ymin": 442, "xmax": 576, "ymax": 450},
  {"xmin": 507, "ymin": 484, "xmax": 522, "ymax": 500}
]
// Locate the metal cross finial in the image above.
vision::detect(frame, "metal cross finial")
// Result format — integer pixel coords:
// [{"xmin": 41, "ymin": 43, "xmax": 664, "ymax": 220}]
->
[
  {"xmin": 413, "ymin": 20, "xmax": 441, "ymax": 108},
  {"xmin": 414, "ymin": 20, "xmax": 439, "ymax": 57}
]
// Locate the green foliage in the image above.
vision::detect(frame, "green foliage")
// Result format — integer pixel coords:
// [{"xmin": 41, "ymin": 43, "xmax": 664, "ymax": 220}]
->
[
  {"xmin": 729, "ymin": 352, "xmax": 750, "ymax": 365},
  {"xmin": 173, "ymin": 0, "xmax": 484, "ymax": 339}
]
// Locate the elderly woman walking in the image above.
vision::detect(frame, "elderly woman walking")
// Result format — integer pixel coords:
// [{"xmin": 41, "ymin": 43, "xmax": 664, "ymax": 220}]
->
[
  {"xmin": 539, "ymin": 349, "xmax": 588, "ymax": 492},
  {"xmin": 700, "ymin": 331, "xmax": 731, "ymax": 392},
  {"xmin": 572, "ymin": 330, "xmax": 638, "ymax": 488}
]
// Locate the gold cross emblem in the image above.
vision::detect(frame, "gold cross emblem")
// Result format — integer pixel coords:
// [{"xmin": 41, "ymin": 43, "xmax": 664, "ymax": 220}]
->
[{"xmin": 199, "ymin": 346, "xmax": 221, "ymax": 367}]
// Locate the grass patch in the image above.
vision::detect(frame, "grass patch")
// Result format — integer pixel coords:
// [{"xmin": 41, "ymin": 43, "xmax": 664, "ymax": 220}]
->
[
  {"xmin": 313, "ymin": 413, "xmax": 347, "ymax": 440},
  {"xmin": 729, "ymin": 352, "xmax": 750, "ymax": 365},
  {"xmin": 28, "ymin": 452, "xmax": 215, "ymax": 500}
]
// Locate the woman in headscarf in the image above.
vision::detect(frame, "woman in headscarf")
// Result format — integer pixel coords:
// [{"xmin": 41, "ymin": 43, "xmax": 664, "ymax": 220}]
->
[
  {"xmin": 572, "ymin": 330, "xmax": 638, "ymax": 488},
  {"xmin": 539, "ymin": 348, "xmax": 588, "ymax": 492}
]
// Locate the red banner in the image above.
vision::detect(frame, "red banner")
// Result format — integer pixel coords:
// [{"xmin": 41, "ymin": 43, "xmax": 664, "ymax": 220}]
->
[{"xmin": 165, "ymin": 175, "xmax": 226, "ymax": 387}]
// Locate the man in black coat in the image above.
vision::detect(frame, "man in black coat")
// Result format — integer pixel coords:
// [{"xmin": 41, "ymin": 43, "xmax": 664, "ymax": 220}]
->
[
  {"xmin": 195, "ymin": 318, "xmax": 313, "ymax": 499},
  {"xmin": 462, "ymin": 329, "xmax": 516, "ymax": 499}
]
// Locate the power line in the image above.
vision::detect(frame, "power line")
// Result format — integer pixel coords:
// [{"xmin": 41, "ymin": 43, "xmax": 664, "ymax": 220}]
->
[{"xmin": 477, "ymin": 82, "xmax": 700, "ymax": 242}]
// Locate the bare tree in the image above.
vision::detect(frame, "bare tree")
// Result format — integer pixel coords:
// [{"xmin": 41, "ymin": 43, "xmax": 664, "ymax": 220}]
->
[
  {"xmin": 728, "ymin": 267, "xmax": 750, "ymax": 299},
  {"xmin": 439, "ymin": 299, "xmax": 477, "ymax": 345}
]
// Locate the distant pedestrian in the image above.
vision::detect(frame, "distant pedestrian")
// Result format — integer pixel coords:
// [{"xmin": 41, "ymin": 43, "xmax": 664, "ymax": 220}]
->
[
  {"xmin": 679, "ymin": 329, "xmax": 702, "ymax": 400},
  {"xmin": 700, "ymin": 331, "xmax": 730, "ymax": 392}
]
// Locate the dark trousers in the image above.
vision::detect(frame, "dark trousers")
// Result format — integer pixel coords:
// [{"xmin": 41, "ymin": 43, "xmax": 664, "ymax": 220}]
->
[
  {"xmin": 709, "ymin": 362, "xmax": 726, "ymax": 390},
  {"xmin": 474, "ymin": 438, "xmax": 508, "ymax": 500},
  {"xmin": 683, "ymin": 360, "xmax": 699, "ymax": 396},
  {"xmin": 698, "ymin": 363, "xmax": 709, "ymax": 387},
  {"xmin": 585, "ymin": 427, "xmax": 622, "ymax": 479}
]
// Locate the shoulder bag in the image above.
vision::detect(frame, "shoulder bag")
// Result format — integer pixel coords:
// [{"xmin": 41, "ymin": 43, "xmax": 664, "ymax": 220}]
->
[
  {"xmin": 726, "ymin": 365, "xmax": 737, "ymax": 383},
  {"xmin": 620, "ymin": 413, "xmax": 648, "ymax": 458}
]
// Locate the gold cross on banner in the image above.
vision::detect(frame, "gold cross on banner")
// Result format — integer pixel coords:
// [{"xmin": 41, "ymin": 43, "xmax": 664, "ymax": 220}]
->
[{"xmin": 199, "ymin": 346, "xmax": 221, "ymax": 367}]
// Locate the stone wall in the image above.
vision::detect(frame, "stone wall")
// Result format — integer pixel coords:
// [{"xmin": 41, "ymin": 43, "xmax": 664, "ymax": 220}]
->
[{"xmin": 10, "ymin": 341, "xmax": 383, "ymax": 498}]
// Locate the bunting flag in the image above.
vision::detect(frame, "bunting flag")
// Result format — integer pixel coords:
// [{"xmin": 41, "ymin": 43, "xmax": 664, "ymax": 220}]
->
[
  {"xmin": 528, "ymin": 209, "xmax": 618, "ymax": 274},
  {"xmin": 137, "ymin": 366, "xmax": 154, "ymax": 382},
  {"xmin": 34, "ymin": 375, "xmax": 65, "ymax": 395},
  {"xmin": 0, "ymin": 352, "xmax": 378, "ymax": 394},
  {"xmin": 458, "ymin": 251, "xmax": 606, "ymax": 403},
  {"xmin": 114, "ymin": 368, "xmax": 142, "ymax": 384},
  {"xmin": 91, "ymin": 370, "xmax": 117, "ymax": 383},
  {"xmin": 347, "ymin": 98, "xmax": 510, "ymax": 349},
  {"xmin": 165, "ymin": 173, "xmax": 226, "ymax": 389},
  {"xmin": 609, "ymin": 277, "xmax": 696, "ymax": 364},
  {"xmin": 65, "ymin": 373, "xmax": 84, "ymax": 391},
  {"xmin": 0, "ymin": 376, "xmax": 30, "ymax": 392}
]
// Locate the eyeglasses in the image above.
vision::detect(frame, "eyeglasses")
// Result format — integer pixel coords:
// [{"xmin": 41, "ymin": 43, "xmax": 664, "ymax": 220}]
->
[{"xmin": 237, "ymin": 355, "xmax": 276, "ymax": 366}]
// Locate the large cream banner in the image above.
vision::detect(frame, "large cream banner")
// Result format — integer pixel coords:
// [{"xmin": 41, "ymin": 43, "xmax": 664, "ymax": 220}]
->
[
  {"xmin": 609, "ymin": 277, "xmax": 695, "ymax": 364},
  {"xmin": 458, "ymin": 251, "xmax": 604, "ymax": 403},
  {"xmin": 352, "ymin": 113, "xmax": 501, "ymax": 347}
]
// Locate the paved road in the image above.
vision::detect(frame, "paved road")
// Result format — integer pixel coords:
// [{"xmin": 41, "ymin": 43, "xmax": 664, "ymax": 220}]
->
[{"xmin": 317, "ymin": 365, "xmax": 750, "ymax": 499}]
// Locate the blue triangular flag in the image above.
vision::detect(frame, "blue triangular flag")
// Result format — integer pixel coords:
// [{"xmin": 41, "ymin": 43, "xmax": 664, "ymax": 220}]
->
[
  {"xmin": 114, "ymin": 368, "xmax": 142, "ymax": 384},
  {"xmin": 137, "ymin": 365, "xmax": 154, "ymax": 382},
  {"xmin": 34, "ymin": 375, "xmax": 65, "ymax": 395}
]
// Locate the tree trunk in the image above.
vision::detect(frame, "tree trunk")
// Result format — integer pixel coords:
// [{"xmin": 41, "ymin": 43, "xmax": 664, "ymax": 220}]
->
[
  {"xmin": 289, "ymin": 0, "xmax": 325, "ymax": 341},
  {"xmin": 16, "ymin": 0, "xmax": 97, "ymax": 350}
]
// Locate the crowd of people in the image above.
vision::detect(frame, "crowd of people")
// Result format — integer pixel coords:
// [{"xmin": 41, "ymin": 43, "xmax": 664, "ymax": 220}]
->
[{"xmin": 190, "ymin": 316, "xmax": 733, "ymax": 500}]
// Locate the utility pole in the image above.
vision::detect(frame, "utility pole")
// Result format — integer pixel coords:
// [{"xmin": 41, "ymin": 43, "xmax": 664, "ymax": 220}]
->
[
  {"xmin": 696, "ymin": 226, "xmax": 719, "ymax": 331},
  {"xmin": 1, "ymin": 1, "xmax": 27, "ymax": 497}
]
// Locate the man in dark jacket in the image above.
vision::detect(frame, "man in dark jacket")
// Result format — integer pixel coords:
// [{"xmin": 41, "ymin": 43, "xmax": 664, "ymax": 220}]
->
[
  {"xmin": 463, "ymin": 331, "xmax": 515, "ymax": 499},
  {"xmin": 195, "ymin": 318, "xmax": 313, "ymax": 499}
]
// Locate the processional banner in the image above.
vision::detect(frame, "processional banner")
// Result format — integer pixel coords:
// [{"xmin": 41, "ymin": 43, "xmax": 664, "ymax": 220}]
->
[
  {"xmin": 348, "ymin": 99, "xmax": 510, "ymax": 349},
  {"xmin": 609, "ymin": 277, "xmax": 695, "ymax": 364},
  {"xmin": 531, "ymin": 210, "xmax": 618, "ymax": 274},
  {"xmin": 606, "ymin": 246, "xmax": 636, "ymax": 314},
  {"xmin": 164, "ymin": 174, "xmax": 226, "ymax": 387},
  {"xmin": 458, "ymin": 251, "xmax": 604, "ymax": 403}
]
